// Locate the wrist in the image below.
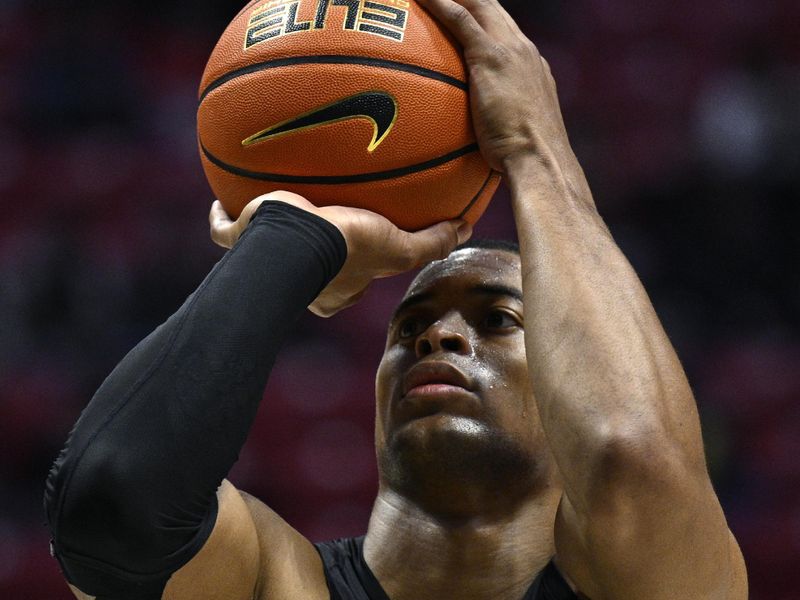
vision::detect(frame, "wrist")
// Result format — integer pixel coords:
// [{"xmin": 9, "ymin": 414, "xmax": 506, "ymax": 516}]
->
[
  {"xmin": 504, "ymin": 147, "xmax": 595, "ymax": 212},
  {"xmin": 502, "ymin": 151, "xmax": 561, "ymax": 196}
]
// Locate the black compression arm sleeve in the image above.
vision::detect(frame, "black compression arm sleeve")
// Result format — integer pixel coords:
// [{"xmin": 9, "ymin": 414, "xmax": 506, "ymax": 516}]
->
[{"xmin": 43, "ymin": 202, "xmax": 347, "ymax": 599}]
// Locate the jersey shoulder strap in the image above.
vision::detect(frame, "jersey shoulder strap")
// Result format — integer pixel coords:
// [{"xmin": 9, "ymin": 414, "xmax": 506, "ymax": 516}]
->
[
  {"xmin": 315, "ymin": 536, "xmax": 579, "ymax": 600},
  {"xmin": 523, "ymin": 559, "xmax": 580, "ymax": 600},
  {"xmin": 314, "ymin": 536, "xmax": 389, "ymax": 600}
]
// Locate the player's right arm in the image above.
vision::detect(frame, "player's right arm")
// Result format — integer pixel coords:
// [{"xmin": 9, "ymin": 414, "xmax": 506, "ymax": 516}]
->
[{"xmin": 46, "ymin": 191, "xmax": 469, "ymax": 600}]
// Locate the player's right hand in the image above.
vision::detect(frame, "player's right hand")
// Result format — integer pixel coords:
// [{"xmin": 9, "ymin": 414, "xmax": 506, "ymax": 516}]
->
[
  {"xmin": 417, "ymin": 0, "xmax": 578, "ymax": 178},
  {"xmin": 209, "ymin": 191, "xmax": 472, "ymax": 317}
]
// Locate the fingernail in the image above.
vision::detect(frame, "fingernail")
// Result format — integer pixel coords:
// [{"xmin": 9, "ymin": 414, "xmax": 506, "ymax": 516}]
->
[{"xmin": 456, "ymin": 221, "xmax": 472, "ymax": 244}]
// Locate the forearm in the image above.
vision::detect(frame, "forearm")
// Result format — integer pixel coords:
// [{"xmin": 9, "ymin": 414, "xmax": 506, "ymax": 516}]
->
[
  {"xmin": 44, "ymin": 201, "xmax": 346, "ymax": 599},
  {"xmin": 508, "ymin": 155, "xmax": 707, "ymax": 508}
]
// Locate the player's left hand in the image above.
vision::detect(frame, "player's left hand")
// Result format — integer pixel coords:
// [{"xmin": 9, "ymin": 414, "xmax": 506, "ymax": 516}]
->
[{"xmin": 209, "ymin": 191, "xmax": 472, "ymax": 317}]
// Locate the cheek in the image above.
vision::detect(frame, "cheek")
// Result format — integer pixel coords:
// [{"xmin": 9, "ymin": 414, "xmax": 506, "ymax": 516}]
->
[
  {"xmin": 482, "ymin": 335, "xmax": 526, "ymax": 376},
  {"xmin": 374, "ymin": 357, "xmax": 389, "ymax": 449},
  {"xmin": 375, "ymin": 346, "xmax": 403, "ymax": 417},
  {"xmin": 481, "ymin": 342, "xmax": 531, "ymax": 411},
  {"xmin": 375, "ymin": 345, "xmax": 397, "ymax": 391},
  {"xmin": 375, "ymin": 356, "xmax": 390, "ymax": 414}
]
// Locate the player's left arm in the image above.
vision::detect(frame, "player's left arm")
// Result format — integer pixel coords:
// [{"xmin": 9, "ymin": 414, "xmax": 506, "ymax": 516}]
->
[{"xmin": 418, "ymin": 0, "xmax": 747, "ymax": 598}]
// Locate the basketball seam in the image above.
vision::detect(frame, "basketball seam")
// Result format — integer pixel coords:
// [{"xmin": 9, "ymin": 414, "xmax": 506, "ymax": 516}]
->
[
  {"xmin": 200, "ymin": 141, "xmax": 480, "ymax": 183},
  {"xmin": 198, "ymin": 55, "xmax": 467, "ymax": 102},
  {"xmin": 457, "ymin": 169, "xmax": 496, "ymax": 219}
]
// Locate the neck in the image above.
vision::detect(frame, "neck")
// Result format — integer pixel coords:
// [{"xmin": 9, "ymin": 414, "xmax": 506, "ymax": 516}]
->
[{"xmin": 364, "ymin": 484, "xmax": 562, "ymax": 600}]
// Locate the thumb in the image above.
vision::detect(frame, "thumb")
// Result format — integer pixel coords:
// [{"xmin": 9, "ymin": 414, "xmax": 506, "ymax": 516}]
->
[
  {"xmin": 209, "ymin": 200, "xmax": 238, "ymax": 249},
  {"xmin": 398, "ymin": 219, "xmax": 473, "ymax": 270}
]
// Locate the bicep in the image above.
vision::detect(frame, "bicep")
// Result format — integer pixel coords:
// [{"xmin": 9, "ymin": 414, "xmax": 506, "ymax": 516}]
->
[
  {"xmin": 159, "ymin": 478, "xmax": 329, "ymax": 600},
  {"xmin": 162, "ymin": 480, "xmax": 260, "ymax": 600},
  {"xmin": 554, "ymin": 473, "xmax": 747, "ymax": 599}
]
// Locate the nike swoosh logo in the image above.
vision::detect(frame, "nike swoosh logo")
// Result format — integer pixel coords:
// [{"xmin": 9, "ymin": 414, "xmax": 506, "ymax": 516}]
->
[{"xmin": 242, "ymin": 91, "xmax": 398, "ymax": 152}]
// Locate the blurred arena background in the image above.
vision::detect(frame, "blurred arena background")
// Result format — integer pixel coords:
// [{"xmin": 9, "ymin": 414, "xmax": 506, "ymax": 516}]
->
[{"xmin": 1, "ymin": 0, "xmax": 798, "ymax": 597}]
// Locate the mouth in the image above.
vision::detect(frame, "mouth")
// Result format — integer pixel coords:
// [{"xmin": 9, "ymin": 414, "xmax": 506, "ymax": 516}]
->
[
  {"xmin": 404, "ymin": 383, "xmax": 470, "ymax": 399},
  {"xmin": 401, "ymin": 361, "xmax": 474, "ymax": 399}
]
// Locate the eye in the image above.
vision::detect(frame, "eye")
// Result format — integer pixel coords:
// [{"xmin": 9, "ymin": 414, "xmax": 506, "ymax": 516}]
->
[
  {"xmin": 484, "ymin": 309, "xmax": 520, "ymax": 330},
  {"xmin": 397, "ymin": 316, "xmax": 426, "ymax": 339}
]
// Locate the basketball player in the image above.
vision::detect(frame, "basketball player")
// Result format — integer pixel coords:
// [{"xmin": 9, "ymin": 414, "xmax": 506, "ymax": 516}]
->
[{"xmin": 45, "ymin": 0, "xmax": 747, "ymax": 598}]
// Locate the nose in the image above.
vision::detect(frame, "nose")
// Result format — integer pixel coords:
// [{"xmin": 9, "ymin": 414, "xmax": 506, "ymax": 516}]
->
[{"xmin": 415, "ymin": 313, "xmax": 471, "ymax": 357}]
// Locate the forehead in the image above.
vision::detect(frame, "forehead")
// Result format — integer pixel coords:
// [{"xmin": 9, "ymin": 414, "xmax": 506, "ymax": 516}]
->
[{"xmin": 404, "ymin": 248, "xmax": 522, "ymax": 299}]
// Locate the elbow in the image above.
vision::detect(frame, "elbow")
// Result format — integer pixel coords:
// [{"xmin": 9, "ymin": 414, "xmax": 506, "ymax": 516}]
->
[
  {"xmin": 44, "ymin": 443, "xmax": 175, "ymax": 595},
  {"xmin": 578, "ymin": 422, "xmax": 706, "ymax": 518},
  {"xmin": 45, "ymin": 437, "xmax": 216, "ymax": 587},
  {"xmin": 46, "ymin": 437, "xmax": 152, "ymax": 562},
  {"xmin": 46, "ymin": 463, "xmax": 173, "ymax": 599},
  {"xmin": 568, "ymin": 424, "xmax": 727, "ymax": 573}
]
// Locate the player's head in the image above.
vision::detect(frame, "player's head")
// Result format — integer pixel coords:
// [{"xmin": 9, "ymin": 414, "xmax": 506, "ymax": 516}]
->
[{"xmin": 374, "ymin": 240, "xmax": 558, "ymax": 517}]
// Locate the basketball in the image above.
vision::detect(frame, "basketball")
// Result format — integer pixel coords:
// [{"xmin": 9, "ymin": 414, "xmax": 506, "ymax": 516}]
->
[{"xmin": 197, "ymin": 0, "xmax": 500, "ymax": 231}]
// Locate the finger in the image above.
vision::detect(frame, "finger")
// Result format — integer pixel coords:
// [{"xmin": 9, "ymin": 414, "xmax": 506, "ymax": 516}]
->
[
  {"xmin": 308, "ymin": 302, "xmax": 333, "ymax": 318},
  {"xmin": 237, "ymin": 197, "xmax": 266, "ymax": 227},
  {"xmin": 342, "ymin": 287, "xmax": 369, "ymax": 308},
  {"xmin": 251, "ymin": 190, "xmax": 316, "ymax": 216},
  {"xmin": 422, "ymin": 0, "xmax": 523, "ymax": 42},
  {"xmin": 416, "ymin": 0, "xmax": 490, "ymax": 48},
  {"xmin": 476, "ymin": 0, "xmax": 526, "ymax": 39},
  {"xmin": 209, "ymin": 200, "xmax": 231, "ymax": 228},
  {"xmin": 453, "ymin": 0, "xmax": 518, "ymax": 37},
  {"xmin": 309, "ymin": 304, "xmax": 335, "ymax": 318},
  {"xmin": 309, "ymin": 286, "xmax": 367, "ymax": 318},
  {"xmin": 390, "ymin": 219, "xmax": 472, "ymax": 271},
  {"xmin": 209, "ymin": 200, "xmax": 236, "ymax": 249}
]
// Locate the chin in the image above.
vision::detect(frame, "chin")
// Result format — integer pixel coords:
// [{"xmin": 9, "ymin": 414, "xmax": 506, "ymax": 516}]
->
[
  {"xmin": 407, "ymin": 412, "xmax": 490, "ymax": 437},
  {"xmin": 387, "ymin": 413, "xmax": 496, "ymax": 461},
  {"xmin": 379, "ymin": 413, "xmax": 541, "ymax": 506}
]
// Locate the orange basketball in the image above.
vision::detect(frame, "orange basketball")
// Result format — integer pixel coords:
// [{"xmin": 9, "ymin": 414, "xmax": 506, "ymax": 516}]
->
[{"xmin": 197, "ymin": 0, "xmax": 500, "ymax": 231}]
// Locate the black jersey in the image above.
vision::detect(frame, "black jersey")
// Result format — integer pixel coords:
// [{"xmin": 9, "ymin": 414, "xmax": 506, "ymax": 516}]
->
[{"xmin": 314, "ymin": 536, "xmax": 579, "ymax": 600}]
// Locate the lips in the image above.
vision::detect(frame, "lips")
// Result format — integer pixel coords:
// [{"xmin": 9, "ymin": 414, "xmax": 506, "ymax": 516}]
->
[{"xmin": 402, "ymin": 361, "xmax": 474, "ymax": 397}]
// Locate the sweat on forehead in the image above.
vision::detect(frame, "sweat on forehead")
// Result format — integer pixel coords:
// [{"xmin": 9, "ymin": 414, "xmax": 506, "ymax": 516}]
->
[{"xmin": 407, "ymin": 242, "xmax": 521, "ymax": 295}]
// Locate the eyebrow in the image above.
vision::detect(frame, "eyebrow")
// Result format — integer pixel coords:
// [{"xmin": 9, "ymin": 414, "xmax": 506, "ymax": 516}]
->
[
  {"xmin": 391, "ymin": 283, "xmax": 523, "ymax": 322},
  {"xmin": 471, "ymin": 283, "xmax": 523, "ymax": 303}
]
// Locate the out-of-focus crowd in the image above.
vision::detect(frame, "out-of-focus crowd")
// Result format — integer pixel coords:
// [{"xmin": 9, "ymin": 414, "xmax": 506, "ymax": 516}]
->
[{"xmin": 1, "ymin": 1, "xmax": 798, "ymax": 598}]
